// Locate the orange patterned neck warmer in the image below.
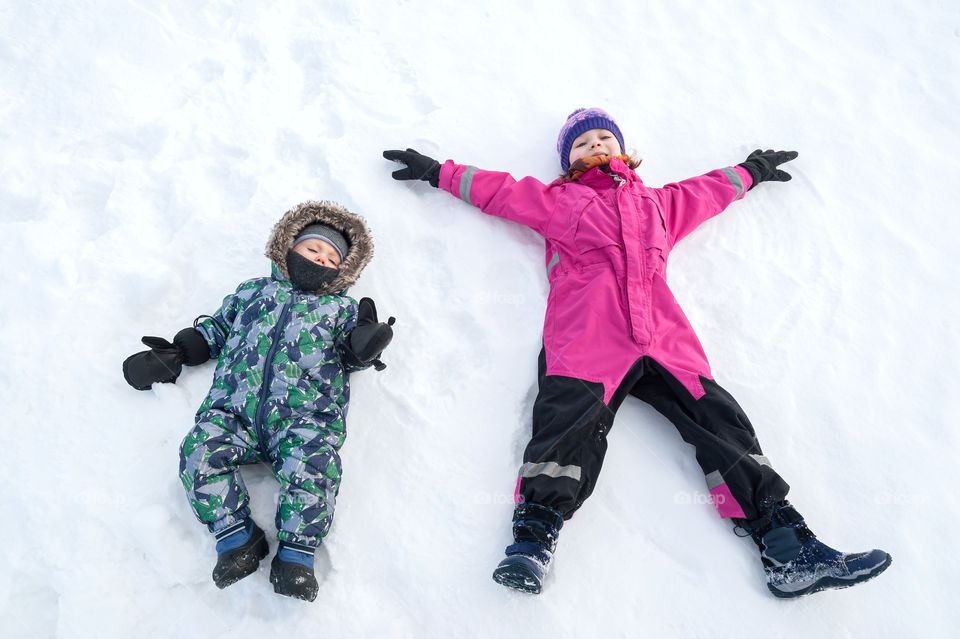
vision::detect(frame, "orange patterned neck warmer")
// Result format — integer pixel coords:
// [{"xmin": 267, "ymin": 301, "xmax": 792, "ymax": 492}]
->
[{"xmin": 566, "ymin": 154, "xmax": 632, "ymax": 180}]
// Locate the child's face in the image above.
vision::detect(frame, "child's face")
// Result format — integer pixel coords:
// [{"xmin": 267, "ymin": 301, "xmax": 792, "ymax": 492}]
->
[
  {"xmin": 293, "ymin": 238, "xmax": 342, "ymax": 270},
  {"xmin": 568, "ymin": 128, "xmax": 623, "ymax": 166}
]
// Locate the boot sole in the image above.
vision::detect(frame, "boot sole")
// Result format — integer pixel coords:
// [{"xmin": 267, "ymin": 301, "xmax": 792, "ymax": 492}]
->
[
  {"xmin": 213, "ymin": 534, "xmax": 269, "ymax": 589},
  {"xmin": 270, "ymin": 583, "xmax": 319, "ymax": 602},
  {"xmin": 768, "ymin": 552, "xmax": 892, "ymax": 598},
  {"xmin": 492, "ymin": 564, "xmax": 543, "ymax": 594}
]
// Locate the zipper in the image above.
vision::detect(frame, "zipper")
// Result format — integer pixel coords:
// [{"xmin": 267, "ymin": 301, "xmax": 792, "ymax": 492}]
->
[
  {"xmin": 613, "ymin": 178, "xmax": 648, "ymax": 345},
  {"xmin": 253, "ymin": 292, "xmax": 295, "ymax": 460}
]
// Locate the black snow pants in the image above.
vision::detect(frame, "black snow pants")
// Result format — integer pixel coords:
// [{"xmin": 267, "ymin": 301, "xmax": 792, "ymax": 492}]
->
[{"xmin": 515, "ymin": 349, "xmax": 790, "ymax": 521}]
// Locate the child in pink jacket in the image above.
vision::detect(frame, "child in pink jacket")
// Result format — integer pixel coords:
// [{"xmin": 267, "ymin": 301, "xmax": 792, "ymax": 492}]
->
[{"xmin": 383, "ymin": 108, "xmax": 890, "ymax": 598}]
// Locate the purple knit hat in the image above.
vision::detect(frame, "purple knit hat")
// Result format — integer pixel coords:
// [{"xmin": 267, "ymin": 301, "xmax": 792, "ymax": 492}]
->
[{"xmin": 556, "ymin": 107, "xmax": 625, "ymax": 173}]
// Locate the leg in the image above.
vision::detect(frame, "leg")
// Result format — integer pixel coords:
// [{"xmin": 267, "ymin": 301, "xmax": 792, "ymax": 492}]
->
[
  {"xmin": 629, "ymin": 358, "xmax": 789, "ymax": 521},
  {"xmin": 516, "ymin": 349, "xmax": 613, "ymax": 518},
  {"xmin": 179, "ymin": 409, "xmax": 269, "ymax": 588},
  {"xmin": 267, "ymin": 418, "xmax": 341, "ymax": 602},
  {"xmin": 179, "ymin": 409, "xmax": 263, "ymax": 533},
  {"xmin": 631, "ymin": 360, "xmax": 891, "ymax": 597},
  {"xmin": 270, "ymin": 418, "xmax": 342, "ymax": 546},
  {"xmin": 494, "ymin": 349, "xmax": 615, "ymax": 593}
]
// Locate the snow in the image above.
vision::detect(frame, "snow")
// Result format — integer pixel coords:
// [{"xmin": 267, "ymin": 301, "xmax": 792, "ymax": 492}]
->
[{"xmin": 1, "ymin": 1, "xmax": 958, "ymax": 637}]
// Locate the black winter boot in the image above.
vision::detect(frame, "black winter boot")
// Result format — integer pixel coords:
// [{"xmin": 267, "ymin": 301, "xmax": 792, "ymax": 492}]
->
[
  {"xmin": 492, "ymin": 502, "xmax": 564, "ymax": 594},
  {"xmin": 743, "ymin": 502, "xmax": 892, "ymax": 598},
  {"xmin": 269, "ymin": 541, "xmax": 319, "ymax": 602},
  {"xmin": 212, "ymin": 519, "xmax": 269, "ymax": 589}
]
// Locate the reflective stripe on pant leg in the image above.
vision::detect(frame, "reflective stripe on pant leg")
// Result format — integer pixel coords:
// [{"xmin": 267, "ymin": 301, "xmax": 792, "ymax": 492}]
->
[{"xmin": 519, "ymin": 461, "xmax": 582, "ymax": 482}]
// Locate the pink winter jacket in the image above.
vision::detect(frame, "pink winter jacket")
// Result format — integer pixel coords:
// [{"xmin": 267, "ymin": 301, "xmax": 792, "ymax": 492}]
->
[{"xmin": 439, "ymin": 157, "xmax": 754, "ymax": 404}]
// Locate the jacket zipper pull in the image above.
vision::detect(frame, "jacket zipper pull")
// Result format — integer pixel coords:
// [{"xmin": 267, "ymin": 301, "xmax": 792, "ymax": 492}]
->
[{"xmin": 611, "ymin": 173, "xmax": 626, "ymax": 187}]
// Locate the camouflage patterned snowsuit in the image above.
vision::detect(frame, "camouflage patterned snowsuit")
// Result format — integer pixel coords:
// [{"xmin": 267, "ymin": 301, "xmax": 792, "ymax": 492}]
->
[{"xmin": 178, "ymin": 201, "xmax": 374, "ymax": 548}]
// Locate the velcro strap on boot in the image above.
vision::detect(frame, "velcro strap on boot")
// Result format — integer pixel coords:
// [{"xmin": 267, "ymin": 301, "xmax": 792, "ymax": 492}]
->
[
  {"xmin": 771, "ymin": 504, "xmax": 805, "ymax": 527},
  {"xmin": 512, "ymin": 503, "xmax": 564, "ymax": 552},
  {"xmin": 505, "ymin": 542, "xmax": 551, "ymax": 566},
  {"xmin": 512, "ymin": 519, "xmax": 559, "ymax": 549},
  {"xmin": 513, "ymin": 502, "xmax": 564, "ymax": 530}
]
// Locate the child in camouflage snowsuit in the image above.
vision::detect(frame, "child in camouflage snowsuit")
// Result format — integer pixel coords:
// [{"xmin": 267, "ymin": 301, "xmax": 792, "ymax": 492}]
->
[{"xmin": 123, "ymin": 201, "xmax": 394, "ymax": 601}]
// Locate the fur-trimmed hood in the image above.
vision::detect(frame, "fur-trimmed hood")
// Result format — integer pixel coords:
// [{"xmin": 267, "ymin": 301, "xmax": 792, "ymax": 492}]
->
[{"xmin": 265, "ymin": 200, "xmax": 373, "ymax": 295}]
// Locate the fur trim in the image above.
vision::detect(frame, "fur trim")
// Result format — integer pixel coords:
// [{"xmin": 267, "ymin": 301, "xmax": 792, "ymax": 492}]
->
[{"xmin": 265, "ymin": 200, "xmax": 374, "ymax": 295}]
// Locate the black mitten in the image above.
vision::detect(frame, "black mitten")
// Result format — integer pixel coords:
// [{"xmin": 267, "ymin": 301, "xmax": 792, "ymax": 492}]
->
[
  {"xmin": 738, "ymin": 149, "xmax": 799, "ymax": 189},
  {"xmin": 123, "ymin": 327, "xmax": 210, "ymax": 391},
  {"xmin": 382, "ymin": 148, "xmax": 441, "ymax": 187},
  {"xmin": 345, "ymin": 297, "xmax": 395, "ymax": 371}
]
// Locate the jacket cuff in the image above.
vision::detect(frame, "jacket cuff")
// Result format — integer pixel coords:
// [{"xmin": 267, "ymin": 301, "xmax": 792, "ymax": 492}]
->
[
  {"xmin": 437, "ymin": 160, "xmax": 455, "ymax": 193},
  {"xmin": 735, "ymin": 163, "xmax": 757, "ymax": 193}
]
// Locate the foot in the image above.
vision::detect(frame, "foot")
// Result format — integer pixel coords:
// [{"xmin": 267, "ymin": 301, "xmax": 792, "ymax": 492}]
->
[
  {"xmin": 211, "ymin": 521, "xmax": 269, "ymax": 589},
  {"xmin": 752, "ymin": 503, "xmax": 892, "ymax": 598},
  {"xmin": 765, "ymin": 539, "xmax": 892, "ymax": 598},
  {"xmin": 269, "ymin": 542, "xmax": 319, "ymax": 602},
  {"xmin": 491, "ymin": 503, "xmax": 564, "ymax": 594}
]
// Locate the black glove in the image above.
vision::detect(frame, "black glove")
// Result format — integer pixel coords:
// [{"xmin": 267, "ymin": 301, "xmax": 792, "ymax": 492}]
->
[
  {"xmin": 382, "ymin": 148, "xmax": 441, "ymax": 187},
  {"xmin": 345, "ymin": 297, "xmax": 395, "ymax": 371},
  {"xmin": 738, "ymin": 149, "xmax": 798, "ymax": 190},
  {"xmin": 123, "ymin": 327, "xmax": 210, "ymax": 391}
]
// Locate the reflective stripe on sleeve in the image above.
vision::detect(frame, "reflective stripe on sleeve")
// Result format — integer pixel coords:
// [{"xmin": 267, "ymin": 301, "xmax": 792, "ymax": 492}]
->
[
  {"xmin": 458, "ymin": 166, "xmax": 479, "ymax": 203},
  {"xmin": 722, "ymin": 167, "xmax": 744, "ymax": 199}
]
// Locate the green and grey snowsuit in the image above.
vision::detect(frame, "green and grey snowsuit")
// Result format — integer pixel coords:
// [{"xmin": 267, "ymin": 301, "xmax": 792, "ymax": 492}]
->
[{"xmin": 179, "ymin": 201, "xmax": 374, "ymax": 547}]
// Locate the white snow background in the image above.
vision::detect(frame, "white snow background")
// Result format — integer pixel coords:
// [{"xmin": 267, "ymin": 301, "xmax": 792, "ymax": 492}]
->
[{"xmin": 2, "ymin": 1, "xmax": 958, "ymax": 637}]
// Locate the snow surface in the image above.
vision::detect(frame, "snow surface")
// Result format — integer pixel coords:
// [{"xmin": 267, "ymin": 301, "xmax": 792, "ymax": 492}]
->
[{"xmin": 2, "ymin": 1, "xmax": 959, "ymax": 637}]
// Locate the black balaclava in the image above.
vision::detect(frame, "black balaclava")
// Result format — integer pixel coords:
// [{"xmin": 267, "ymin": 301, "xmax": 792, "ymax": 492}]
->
[
  {"xmin": 285, "ymin": 222, "xmax": 351, "ymax": 292},
  {"xmin": 286, "ymin": 249, "xmax": 340, "ymax": 292}
]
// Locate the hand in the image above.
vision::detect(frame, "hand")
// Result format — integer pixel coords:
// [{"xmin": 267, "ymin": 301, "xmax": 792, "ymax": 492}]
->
[
  {"xmin": 122, "ymin": 327, "xmax": 209, "ymax": 390},
  {"xmin": 347, "ymin": 297, "xmax": 395, "ymax": 371},
  {"xmin": 738, "ymin": 149, "xmax": 798, "ymax": 189},
  {"xmin": 382, "ymin": 148, "xmax": 441, "ymax": 187}
]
